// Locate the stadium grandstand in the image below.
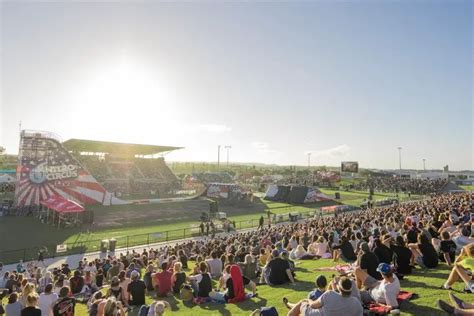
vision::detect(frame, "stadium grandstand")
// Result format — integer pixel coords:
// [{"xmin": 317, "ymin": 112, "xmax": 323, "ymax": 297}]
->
[{"xmin": 63, "ymin": 139, "xmax": 182, "ymax": 197}]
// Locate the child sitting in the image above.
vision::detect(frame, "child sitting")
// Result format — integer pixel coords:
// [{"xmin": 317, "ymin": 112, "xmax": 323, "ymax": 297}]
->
[{"xmin": 307, "ymin": 275, "xmax": 327, "ymax": 300}]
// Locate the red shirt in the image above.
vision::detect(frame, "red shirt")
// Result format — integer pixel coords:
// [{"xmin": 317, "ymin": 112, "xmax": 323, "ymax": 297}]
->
[{"xmin": 155, "ymin": 270, "xmax": 173, "ymax": 296}]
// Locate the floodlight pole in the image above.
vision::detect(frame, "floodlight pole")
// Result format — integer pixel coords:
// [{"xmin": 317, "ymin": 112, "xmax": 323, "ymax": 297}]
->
[
  {"xmin": 307, "ymin": 153, "xmax": 311, "ymax": 168},
  {"xmin": 422, "ymin": 158, "xmax": 426, "ymax": 171},
  {"xmin": 225, "ymin": 146, "xmax": 232, "ymax": 167},
  {"xmin": 217, "ymin": 145, "xmax": 221, "ymax": 168},
  {"xmin": 397, "ymin": 147, "xmax": 402, "ymax": 171}
]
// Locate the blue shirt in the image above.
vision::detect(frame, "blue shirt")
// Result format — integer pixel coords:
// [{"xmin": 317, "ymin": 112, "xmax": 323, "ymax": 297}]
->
[{"xmin": 308, "ymin": 288, "xmax": 325, "ymax": 300}]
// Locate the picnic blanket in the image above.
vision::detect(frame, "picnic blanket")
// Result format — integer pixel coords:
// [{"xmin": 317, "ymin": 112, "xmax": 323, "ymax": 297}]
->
[
  {"xmin": 314, "ymin": 264, "xmax": 354, "ymax": 275},
  {"xmin": 367, "ymin": 291, "xmax": 414, "ymax": 315}
]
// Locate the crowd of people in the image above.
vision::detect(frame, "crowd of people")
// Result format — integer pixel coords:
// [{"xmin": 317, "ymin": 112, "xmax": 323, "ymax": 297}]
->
[
  {"xmin": 0, "ymin": 191, "xmax": 472, "ymax": 315},
  {"xmin": 352, "ymin": 177, "xmax": 449, "ymax": 195}
]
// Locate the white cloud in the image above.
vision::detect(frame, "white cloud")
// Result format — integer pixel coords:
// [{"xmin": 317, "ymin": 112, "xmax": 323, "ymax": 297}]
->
[
  {"xmin": 306, "ymin": 144, "xmax": 351, "ymax": 158},
  {"xmin": 198, "ymin": 124, "xmax": 232, "ymax": 133},
  {"xmin": 251, "ymin": 141, "xmax": 269, "ymax": 150},
  {"xmin": 251, "ymin": 141, "xmax": 279, "ymax": 154}
]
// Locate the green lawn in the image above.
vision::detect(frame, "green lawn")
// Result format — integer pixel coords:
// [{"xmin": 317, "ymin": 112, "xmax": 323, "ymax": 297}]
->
[
  {"xmin": 64, "ymin": 259, "xmax": 463, "ymax": 316},
  {"xmin": 0, "ymin": 198, "xmax": 337, "ymax": 263},
  {"xmin": 460, "ymin": 185, "xmax": 474, "ymax": 191}
]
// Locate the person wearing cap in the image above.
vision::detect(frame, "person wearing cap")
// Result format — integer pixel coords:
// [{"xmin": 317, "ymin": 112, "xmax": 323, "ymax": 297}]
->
[
  {"xmin": 283, "ymin": 277, "xmax": 363, "ymax": 316},
  {"xmin": 356, "ymin": 242, "xmax": 381, "ymax": 289},
  {"xmin": 355, "ymin": 262, "xmax": 401, "ymax": 311},
  {"xmin": 127, "ymin": 270, "xmax": 146, "ymax": 306}
]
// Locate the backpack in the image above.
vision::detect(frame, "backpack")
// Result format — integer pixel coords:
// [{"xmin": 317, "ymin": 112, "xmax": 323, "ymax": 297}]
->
[
  {"xmin": 180, "ymin": 285, "xmax": 194, "ymax": 301},
  {"xmin": 138, "ymin": 305, "xmax": 150, "ymax": 316}
]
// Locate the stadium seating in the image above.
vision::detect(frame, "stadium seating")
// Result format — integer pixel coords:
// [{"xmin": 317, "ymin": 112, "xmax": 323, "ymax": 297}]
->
[{"xmin": 77, "ymin": 155, "xmax": 178, "ymax": 195}]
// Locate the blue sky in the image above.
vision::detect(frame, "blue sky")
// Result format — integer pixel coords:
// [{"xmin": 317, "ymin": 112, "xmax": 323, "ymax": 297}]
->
[{"xmin": 1, "ymin": 1, "xmax": 472, "ymax": 170}]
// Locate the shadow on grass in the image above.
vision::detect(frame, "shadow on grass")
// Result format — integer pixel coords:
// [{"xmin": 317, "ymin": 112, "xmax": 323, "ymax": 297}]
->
[
  {"xmin": 401, "ymin": 278, "xmax": 444, "ymax": 290},
  {"xmin": 400, "ymin": 300, "xmax": 445, "ymax": 316},
  {"xmin": 275, "ymin": 280, "xmax": 316, "ymax": 292}
]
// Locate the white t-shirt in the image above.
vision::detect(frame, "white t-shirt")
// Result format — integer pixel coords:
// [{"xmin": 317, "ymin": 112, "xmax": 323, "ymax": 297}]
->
[
  {"xmin": 39, "ymin": 292, "xmax": 59, "ymax": 316},
  {"xmin": 369, "ymin": 275, "xmax": 400, "ymax": 307},
  {"xmin": 205, "ymin": 259, "xmax": 222, "ymax": 277}
]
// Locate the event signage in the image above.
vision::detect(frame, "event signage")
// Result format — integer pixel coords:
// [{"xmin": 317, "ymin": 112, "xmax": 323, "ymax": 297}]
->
[
  {"xmin": 341, "ymin": 161, "xmax": 359, "ymax": 173},
  {"xmin": 29, "ymin": 162, "xmax": 78, "ymax": 184}
]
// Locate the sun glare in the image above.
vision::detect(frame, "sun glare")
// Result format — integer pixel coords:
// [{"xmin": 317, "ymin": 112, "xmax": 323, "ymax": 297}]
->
[{"xmin": 73, "ymin": 59, "xmax": 179, "ymax": 130}]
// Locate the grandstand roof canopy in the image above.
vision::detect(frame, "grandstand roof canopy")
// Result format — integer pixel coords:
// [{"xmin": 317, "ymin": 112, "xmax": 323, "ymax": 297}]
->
[{"xmin": 63, "ymin": 139, "xmax": 182, "ymax": 156}]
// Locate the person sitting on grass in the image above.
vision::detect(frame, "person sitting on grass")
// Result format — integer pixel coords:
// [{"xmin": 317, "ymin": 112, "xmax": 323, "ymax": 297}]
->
[
  {"xmin": 127, "ymin": 270, "xmax": 146, "ymax": 307},
  {"xmin": 103, "ymin": 296, "xmax": 126, "ymax": 316},
  {"xmin": 223, "ymin": 264, "xmax": 248, "ymax": 303},
  {"xmin": 332, "ymin": 235, "xmax": 357, "ymax": 263},
  {"xmin": 106, "ymin": 277, "xmax": 127, "ymax": 308},
  {"xmin": 143, "ymin": 265, "xmax": 155, "ymax": 293},
  {"xmin": 21, "ymin": 293, "xmax": 41, "ymax": 316},
  {"xmin": 283, "ymin": 277, "xmax": 363, "ymax": 316},
  {"xmin": 69, "ymin": 271, "xmax": 85, "ymax": 295},
  {"xmin": 188, "ymin": 261, "xmax": 212, "ymax": 303},
  {"xmin": 433, "ymin": 231, "xmax": 457, "ymax": 267},
  {"xmin": 390, "ymin": 236, "xmax": 413, "ymax": 276},
  {"xmin": 238, "ymin": 254, "xmax": 258, "ymax": 280},
  {"xmin": 438, "ymin": 292, "xmax": 474, "ymax": 315},
  {"xmin": 408, "ymin": 233, "xmax": 439, "ymax": 269},
  {"xmin": 171, "ymin": 262, "xmax": 186, "ymax": 295},
  {"xmin": 356, "ymin": 242, "xmax": 381, "ymax": 289},
  {"xmin": 354, "ymin": 263, "xmax": 400, "ymax": 312},
  {"xmin": 260, "ymin": 249, "xmax": 295, "ymax": 286},
  {"xmin": 53, "ymin": 286, "xmax": 76, "ymax": 316},
  {"xmin": 6, "ymin": 292, "xmax": 22, "ymax": 316},
  {"xmin": 153, "ymin": 262, "xmax": 173, "ymax": 297},
  {"xmin": 442, "ymin": 244, "xmax": 474, "ymax": 292},
  {"xmin": 280, "ymin": 251, "xmax": 296, "ymax": 278},
  {"xmin": 39, "ymin": 284, "xmax": 58, "ymax": 316},
  {"xmin": 308, "ymin": 275, "xmax": 328, "ymax": 300},
  {"xmin": 118, "ymin": 271, "xmax": 131, "ymax": 305},
  {"xmin": 205, "ymin": 252, "xmax": 223, "ymax": 279}
]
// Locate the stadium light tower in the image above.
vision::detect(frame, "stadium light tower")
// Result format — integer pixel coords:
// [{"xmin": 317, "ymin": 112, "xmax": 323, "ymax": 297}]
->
[
  {"xmin": 225, "ymin": 146, "xmax": 232, "ymax": 167},
  {"xmin": 217, "ymin": 145, "xmax": 221, "ymax": 168},
  {"xmin": 397, "ymin": 147, "xmax": 402, "ymax": 171},
  {"xmin": 422, "ymin": 158, "xmax": 426, "ymax": 171},
  {"xmin": 307, "ymin": 152, "xmax": 312, "ymax": 168}
]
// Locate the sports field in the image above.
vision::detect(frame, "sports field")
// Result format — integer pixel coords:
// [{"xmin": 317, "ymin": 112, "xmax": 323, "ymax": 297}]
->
[
  {"xmin": 60, "ymin": 257, "xmax": 461, "ymax": 316},
  {"xmin": 0, "ymin": 189, "xmax": 421, "ymax": 262}
]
